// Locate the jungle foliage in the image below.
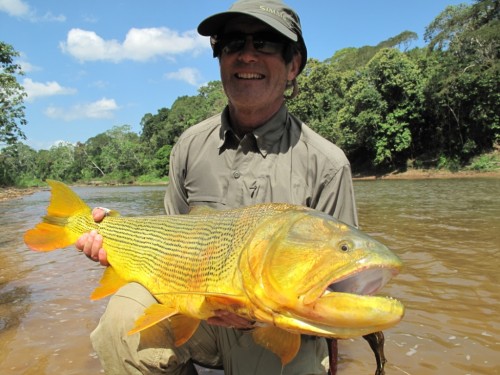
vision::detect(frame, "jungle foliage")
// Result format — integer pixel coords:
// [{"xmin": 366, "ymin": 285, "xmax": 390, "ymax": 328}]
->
[{"xmin": 1, "ymin": 0, "xmax": 498, "ymax": 186}]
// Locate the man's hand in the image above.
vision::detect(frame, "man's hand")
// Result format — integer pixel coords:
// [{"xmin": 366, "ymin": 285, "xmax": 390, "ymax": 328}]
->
[
  {"xmin": 75, "ymin": 208, "xmax": 109, "ymax": 266},
  {"xmin": 207, "ymin": 310, "xmax": 256, "ymax": 330}
]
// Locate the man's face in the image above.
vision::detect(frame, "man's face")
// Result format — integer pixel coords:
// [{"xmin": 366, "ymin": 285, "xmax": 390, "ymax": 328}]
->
[{"xmin": 219, "ymin": 17, "xmax": 300, "ymax": 113}]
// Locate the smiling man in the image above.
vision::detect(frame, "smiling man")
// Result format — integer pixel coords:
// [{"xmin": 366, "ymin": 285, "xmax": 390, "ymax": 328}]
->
[{"xmin": 82, "ymin": 1, "xmax": 358, "ymax": 374}]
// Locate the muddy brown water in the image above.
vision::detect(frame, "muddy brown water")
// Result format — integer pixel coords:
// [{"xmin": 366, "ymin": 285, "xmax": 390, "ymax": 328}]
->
[{"xmin": 1, "ymin": 179, "xmax": 499, "ymax": 374}]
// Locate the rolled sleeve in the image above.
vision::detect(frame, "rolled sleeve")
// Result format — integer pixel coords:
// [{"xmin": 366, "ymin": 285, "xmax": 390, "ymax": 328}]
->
[
  {"xmin": 164, "ymin": 143, "xmax": 190, "ymax": 215},
  {"xmin": 313, "ymin": 164, "xmax": 358, "ymax": 228}
]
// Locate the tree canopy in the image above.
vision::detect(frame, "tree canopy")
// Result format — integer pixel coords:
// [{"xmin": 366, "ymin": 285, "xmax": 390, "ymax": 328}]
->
[
  {"xmin": 1, "ymin": 0, "xmax": 498, "ymax": 186},
  {"xmin": 0, "ymin": 42, "xmax": 27, "ymax": 146}
]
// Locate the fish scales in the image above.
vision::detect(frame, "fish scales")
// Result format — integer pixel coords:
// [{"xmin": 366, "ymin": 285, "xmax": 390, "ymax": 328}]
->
[
  {"xmin": 95, "ymin": 205, "xmax": 286, "ymax": 295},
  {"xmin": 25, "ymin": 180, "xmax": 405, "ymax": 368}
]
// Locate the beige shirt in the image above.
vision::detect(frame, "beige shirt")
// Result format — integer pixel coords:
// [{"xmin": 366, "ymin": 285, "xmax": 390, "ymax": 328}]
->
[{"xmin": 164, "ymin": 105, "xmax": 358, "ymax": 227}]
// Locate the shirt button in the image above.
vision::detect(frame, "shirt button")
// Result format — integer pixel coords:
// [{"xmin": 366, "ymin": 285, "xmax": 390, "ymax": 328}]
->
[{"xmin": 233, "ymin": 170, "xmax": 241, "ymax": 179}]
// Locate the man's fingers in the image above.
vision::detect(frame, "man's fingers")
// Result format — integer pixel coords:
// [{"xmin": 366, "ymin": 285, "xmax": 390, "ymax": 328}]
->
[
  {"xmin": 75, "ymin": 233, "xmax": 88, "ymax": 251},
  {"xmin": 207, "ymin": 310, "xmax": 256, "ymax": 330},
  {"xmin": 81, "ymin": 230, "xmax": 100, "ymax": 261},
  {"xmin": 92, "ymin": 208, "xmax": 107, "ymax": 222},
  {"xmin": 98, "ymin": 248, "xmax": 109, "ymax": 266}
]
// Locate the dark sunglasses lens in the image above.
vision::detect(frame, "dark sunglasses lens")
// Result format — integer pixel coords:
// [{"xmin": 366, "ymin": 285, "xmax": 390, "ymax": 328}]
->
[
  {"xmin": 219, "ymin": 33, "xmax": 285, "ymax": 55},
  {"xmin": 252, "ymin": 39, "xmax": 283, "ymax": 54},
  {"xmin": 222, "ymin": 38, "xmax": 245, "ymax": 54}
]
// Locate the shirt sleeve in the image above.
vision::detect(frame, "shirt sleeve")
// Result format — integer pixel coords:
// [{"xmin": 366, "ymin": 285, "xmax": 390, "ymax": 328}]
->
[
  {"xmin": 312, "ymin": 163, "xmax": 359, "ymax": 228},
  {"xmin": 163, "ymin": 142, "xmax": 190, "ymax": 215}
]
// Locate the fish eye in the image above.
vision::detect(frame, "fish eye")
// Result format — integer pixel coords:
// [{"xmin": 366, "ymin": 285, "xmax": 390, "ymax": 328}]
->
[{"xmin": 338, "ymin": 240, "xmax": 353, "ymax": 252}]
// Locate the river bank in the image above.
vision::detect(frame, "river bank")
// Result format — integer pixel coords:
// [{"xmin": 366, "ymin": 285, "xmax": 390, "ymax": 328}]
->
[
  {"xmin": 0, "ymin": 187, "xmax": 41, "ymax": 202},
  {"xmin": 353, "ymin": 168, "xmax": 500, "ymax": 180},
  {"xmin": 1, "ymin": 169, "xmax": 499, "ymax": 202}
]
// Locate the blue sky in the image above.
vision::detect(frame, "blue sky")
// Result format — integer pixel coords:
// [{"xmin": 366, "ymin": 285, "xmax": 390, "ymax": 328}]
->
[{"xmin": 1, "ymin": 0, "xmax": 472, "ymax": 150}]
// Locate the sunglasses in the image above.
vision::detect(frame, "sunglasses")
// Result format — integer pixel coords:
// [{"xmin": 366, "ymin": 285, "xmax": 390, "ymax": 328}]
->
[{"xmin": 217, "ymin": 32, "xmax": 287, "ymax": 55}]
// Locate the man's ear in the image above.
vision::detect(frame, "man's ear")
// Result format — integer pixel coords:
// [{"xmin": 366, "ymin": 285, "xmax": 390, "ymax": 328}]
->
[{"xmin": 287, "ymin": 52, "xmax": 302, "ymax": 81}]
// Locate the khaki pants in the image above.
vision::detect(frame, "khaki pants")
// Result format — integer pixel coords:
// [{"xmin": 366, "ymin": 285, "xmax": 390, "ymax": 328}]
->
[{"xmin": 91, "ymin": 283, "xmax": 329, "ymax": 375}]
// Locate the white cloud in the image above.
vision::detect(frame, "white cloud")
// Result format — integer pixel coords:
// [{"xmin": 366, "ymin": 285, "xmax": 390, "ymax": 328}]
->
[
  {"xmin": 82, "ymin": 14, "xmax": 98, "ymax": 24},
  {"xmin": 44, "ymin": 98, "xmax": 119, "ymax": 121},
  {"xmin": 17, "ymin": 53, "xmax": 41, "ymax": 73},
  {"xmin": 0, "ymin": 0, "xmax": 29, "ymax": 17},
  {"xmin": 60, "ymin": 27, "xmax": 209, "ymax": 63},
  {"xmin": 18, "ymin": 60, "xmax": 40, "ymax": 73},
  {"xmin": 23, "ymin": 78, "xmax": 76, "ymax": 102},
  {"xmin": 164, "ymin": 67, "xmax": 203, "ymax": 86},
  {"xmin": 40, "ymin": 11, "xmax": 66, "ymax": 22},
  {"xmin": 0, "ymin": 0, "xmax": 65, "ymax": 21},
  {"xmin": 89, "ymin": 80, "xmax": 109, "ymax": 89}
]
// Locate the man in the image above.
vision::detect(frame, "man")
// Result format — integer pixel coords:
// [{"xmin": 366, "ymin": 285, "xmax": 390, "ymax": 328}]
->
[{"xmin": 78, "ymin": 0, "xmax": 358, "ymax": 374}]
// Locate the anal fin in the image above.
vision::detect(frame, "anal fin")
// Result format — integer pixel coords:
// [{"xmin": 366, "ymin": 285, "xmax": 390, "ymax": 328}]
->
[
  {"xmin": 128, "ymin": 303, "xmax": 178, "ymax": 335},
  {"xmin": 127, "ymin": 304, "xmax": 200, "ymax": 346},
  {"xmin": 252, "ymin": 326, "xmax": 301, "ymax": 365},
  {"xmin": 169, "ymin": 315, "xmax": 201, "ymax": 346},
  {"xmin": 90, "ymin": 267, "xmax": 128, "ymax": 300}
]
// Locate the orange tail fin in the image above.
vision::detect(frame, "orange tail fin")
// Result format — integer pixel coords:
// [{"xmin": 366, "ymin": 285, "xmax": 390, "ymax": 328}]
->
[{"xmin": 24, "ymin": 180, "xmax": 92, "ymax": 251}]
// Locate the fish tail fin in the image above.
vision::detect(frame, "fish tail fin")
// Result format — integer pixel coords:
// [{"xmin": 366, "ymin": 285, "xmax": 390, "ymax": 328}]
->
[{"xmin": 24, "ymin": 180, "xmax": 93, "ymax": 251}]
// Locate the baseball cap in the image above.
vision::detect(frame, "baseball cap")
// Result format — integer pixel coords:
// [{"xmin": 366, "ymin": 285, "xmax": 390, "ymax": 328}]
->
[{"xmin": 198, "ymin": 0, "xmax": 308, "ymax": 73}]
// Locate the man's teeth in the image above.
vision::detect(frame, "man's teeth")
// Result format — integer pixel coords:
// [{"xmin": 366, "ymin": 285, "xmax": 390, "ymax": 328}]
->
[{"xmin": 236, "ymin": 73, "xmax": 264, "ymax": 79}]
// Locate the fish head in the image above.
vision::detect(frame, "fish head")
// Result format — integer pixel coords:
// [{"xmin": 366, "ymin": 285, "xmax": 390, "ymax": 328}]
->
[{"xmin": 241, "ymin": 208, "xmax": 404, "ymax": 338}]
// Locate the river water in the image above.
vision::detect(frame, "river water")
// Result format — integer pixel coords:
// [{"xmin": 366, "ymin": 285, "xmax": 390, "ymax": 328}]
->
[{"xmin": 0, "ymin": 179, "xmax": 499, "ymax": 374}]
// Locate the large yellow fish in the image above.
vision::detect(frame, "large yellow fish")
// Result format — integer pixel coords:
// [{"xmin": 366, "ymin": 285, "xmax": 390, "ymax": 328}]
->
[{"xmin": 24, "ymin": 180, "xmax": 404, "ymax": 366}]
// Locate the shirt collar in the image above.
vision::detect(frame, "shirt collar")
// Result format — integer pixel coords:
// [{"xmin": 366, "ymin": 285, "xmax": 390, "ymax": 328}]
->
[
  {"xmin": 218, "ymin": 106, "xmax": 234, "ymax": 149},
  {"xmin": 218, "ymin": 104, "xmax": 289, "ymax": 157}
]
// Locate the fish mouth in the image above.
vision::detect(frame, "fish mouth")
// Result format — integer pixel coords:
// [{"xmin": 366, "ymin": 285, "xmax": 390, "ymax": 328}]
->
[
  {"xmin": 290, "ymin": 265, "xmax": 404, "ymax": 337},
  {"xmin": 326, "ymin": 267, "xmax": 397, "ymax": 296}
]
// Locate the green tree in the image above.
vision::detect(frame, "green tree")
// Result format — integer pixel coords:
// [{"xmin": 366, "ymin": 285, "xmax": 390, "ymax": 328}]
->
[
  {"xmin": 290, "ymin": 59, "xmax": 346, "ymax": 142},
  {"xmin": 198, "ymin": 80, "xmax": 226, "ymax": 116},
  {"xmin": 154, "ymin": 144, "xmax": 173, "ymax": 177},
  {"xmin": 0, "ymin": 42, "xmax": 27, "ymax": 145},
  {"xmin": 337, "ymin": 48, "xmax": 424, "ymax": 168},
  {"xmin": 325, "ymin": 31, "xmax": 418, "ymax": 72},
  {"xmin": 140, "ymin": 107, "xmax": 170, "ymax": 151},
  {"xmin": 0, "ymin": 142, "xmax": 37, "ymax": 185},
  {"xmin": 98, "ymin": 125, "xmax": 146, "ymax": 181},
  {"xmin": 336, "ymin": 77, "xmax": 385, "ymax": 166},
  {"xmin": 367, "ymin": 48, "xmax": 424, "ymax": 166},
  {"xmin": 84, "ymin": 132, "xmax": 112, "ymax": 178},
  {"xmin": 45, "ymin": 142, "xmax": 76, "ymax": 181},
  {"xmin": 165, "ymin": 95, "xmax": 207, "ymax": 144},
  {"xmin": 423, "ymin": 0, "xmax": 499, "ymax": 163}
]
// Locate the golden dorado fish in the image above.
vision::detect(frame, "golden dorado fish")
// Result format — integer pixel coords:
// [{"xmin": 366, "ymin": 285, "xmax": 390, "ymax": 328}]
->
[{"xmin": 24, "ymin": 180, "xmax": 404, "ymax": 366}]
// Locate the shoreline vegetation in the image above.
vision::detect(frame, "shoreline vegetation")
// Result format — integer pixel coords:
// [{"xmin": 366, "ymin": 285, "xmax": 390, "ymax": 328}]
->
[
  {"xmin": 2, "ymin": 167, "xmax": 499, "ymax": 202},
  {"xmin": 2, "ymin": 2, "xmax": 498, "ymax": 196}
]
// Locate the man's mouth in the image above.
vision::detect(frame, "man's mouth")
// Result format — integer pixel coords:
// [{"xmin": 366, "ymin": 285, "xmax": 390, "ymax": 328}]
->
[{"xmin": 235, "ymin": 73, "xmax": 264, "ymax": 80}]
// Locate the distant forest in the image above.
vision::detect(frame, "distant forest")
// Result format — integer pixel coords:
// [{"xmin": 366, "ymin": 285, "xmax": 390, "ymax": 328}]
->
[{"xmin": 1, "ymin": 0, "xmax": 498, "ymax": 186}]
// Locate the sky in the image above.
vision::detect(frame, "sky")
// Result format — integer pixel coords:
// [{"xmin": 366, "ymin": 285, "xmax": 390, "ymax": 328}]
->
[{"xmin": 1, "ymin": 0, "xmax": 473, "ymax": 150}]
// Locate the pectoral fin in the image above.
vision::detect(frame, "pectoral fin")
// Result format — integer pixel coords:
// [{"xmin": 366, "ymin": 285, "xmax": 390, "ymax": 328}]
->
[
  {"xmin": 90, "ymin": 267, "xmax": 128, "ymax": 300},
  {"xmin": 128, "ymin": 303, "xmax": 178, "ymax": 335},
  {"xmin": 252, "ymin": 327, "xmax": 301, "ymax": 365},
  {"xmin": 205, "ymin": 294, "xmax": 247, "ymax": 308}
]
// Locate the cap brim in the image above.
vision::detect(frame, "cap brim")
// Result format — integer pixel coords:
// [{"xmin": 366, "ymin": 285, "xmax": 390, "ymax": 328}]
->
[{"xmin": 198, "ymin": 11, "xmax": 298, "ymax": 42}]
